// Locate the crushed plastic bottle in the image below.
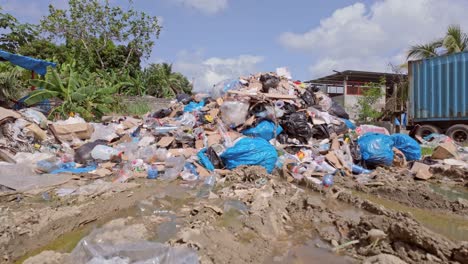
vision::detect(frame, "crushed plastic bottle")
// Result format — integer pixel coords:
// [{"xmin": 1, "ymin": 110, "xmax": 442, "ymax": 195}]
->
[
  {"xmin": 197, "ymin": 174, "xmax": 217, "ymax": 198},
  {"xmin": 36, "ymin": 158, "xmax": 62, "ymax": 173},
  {"xmin": 160, "ymin": 156, "xmax": 185, "ymax": 181}
]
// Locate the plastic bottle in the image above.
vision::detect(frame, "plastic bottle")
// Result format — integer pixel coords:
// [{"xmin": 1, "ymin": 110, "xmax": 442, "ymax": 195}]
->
[
  {"xmin": 161, "ymin": 156, "xmax": 185, "ymax": 181},
  {"xmin": 114, "ymin": 167, "xmax": 133, "ymax": 183},
  {"xmin": 351, "ymin": 164, "xmax": 372, "ymax": 175},
  {"xmin": 181, "ymin": 163, "xmax": 200, "ymax": 181},
  {"xmin": 91, "ymin": 145, "xmax": 120, "ymax": 160},
  {"xmin": 147, "ymin": 164, "xmax": 159, "ymax": 179},
  {"xmin": 217, "ymin": 120, "xmax": 233, "ymax": 148},
  {"xmin": 197, "ymin": 175, "xmax": 217, "ymax": 198},
  {"xmin": 153, "ymin": 126, "xmax": 179, "ymax": 134},
  {"xmin": 322, "ymin": 173, "xmax": 334, "ymax": 187}
]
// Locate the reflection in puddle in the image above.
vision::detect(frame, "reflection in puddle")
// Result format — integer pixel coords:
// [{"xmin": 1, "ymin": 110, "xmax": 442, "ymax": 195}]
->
[
  {"xmin": 355, "ymin": 192, "xmax": 468, "ymax": 241},
  {"xmin": 269, "ymin": 239, "xmax": 353, "ymax": 264}
]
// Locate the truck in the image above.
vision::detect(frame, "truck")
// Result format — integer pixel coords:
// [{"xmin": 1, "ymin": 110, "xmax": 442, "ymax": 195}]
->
[{"xmin": 408, "ymin": 51, "xmax": 468, "ymax": 144}]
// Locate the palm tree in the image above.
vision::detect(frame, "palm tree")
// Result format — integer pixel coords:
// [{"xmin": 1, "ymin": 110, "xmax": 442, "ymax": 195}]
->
[
  {"xmin": 443, "ymin": 25, "xmax": 468, "ymax": 53},
  {"xmin": 144, "ymin": 63, "xmax": 192, "ymax": 98},
  {"xmin": 407, "ymin": 25, "xmax": 468, "ymax": 60}
]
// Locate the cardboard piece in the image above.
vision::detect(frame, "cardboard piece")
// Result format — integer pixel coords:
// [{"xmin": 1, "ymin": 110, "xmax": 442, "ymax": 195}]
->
[
  {"xmin": 52, "ymin": 123, "xmax": 94, "ymax": 141},
  {"xmin": 325, "ymin": 152, "xmax": 343, "ymax": 169},
  {"xmin": 157, "ymin": 136, "xmax": 174, "ymax": 148},
  {"xmin": 0, "ymin": 107, "xmax": 21, "ymax": 124},
  {"xmin": 26, "ymin": 123, "xmax": 47, "ymax": 141},
  {"xmin": 331, "ymin": 137, "xmax": 340, "ymax": 150},
  {"xmin": 216, "ymin": 98, "xmax": 224, "ymax": 106},
  {"xmin": 432, "ymin": 143, "xmax": 459, "ymax": 160},
  {"xmin": 168, "ymin": 148, "xmax": 197, "ymax": 158},
  {"xmin": 411, "ymin": 162, "xmax": 432, "ymax": 180},
  {"xmin": 207, "ymin": 134, "xmax": 222, "ymax": 146},
  {"xmin": 0, "ymin": 149, "xmax": 15, "ymax": 163},
  {"xmin": 195, "ymin": 140, "xmax": 204, "ymax": 149}
]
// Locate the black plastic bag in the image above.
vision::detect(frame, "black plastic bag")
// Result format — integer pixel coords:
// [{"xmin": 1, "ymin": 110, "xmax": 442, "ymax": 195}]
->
[
  {"xmin": 206, "ymin": 147, "xmax": 224, "ymax": 169},
  {"xmin": 152, "ymin": 108, "xmax": 172, "ymax": 118},
  {"xmin": 283, "ymin": 112, "xmax": 312, "ymax": 144},
  {"xmin": 301, "ymin": 89, "xmax": 315, "ymax": 107},
  {"xmin": 176, "ymin": 93, "xmax": 192, "ymax": 104},
  {"xmin": 260, "ymin": 74, "xmax": 280, "ymax": 93},
  {"xmin": 311, "ymin": 124, "xmax": 330, "ymax": 139},
  {"xmin": 328, "ymin": 101, "xmax": 349, "ymax": 119}
]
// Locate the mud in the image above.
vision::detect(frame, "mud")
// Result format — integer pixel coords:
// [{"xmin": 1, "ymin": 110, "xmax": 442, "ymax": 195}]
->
[{"xmin": 2, "ymin": 166, "xmax": 467, "ymax": 264}]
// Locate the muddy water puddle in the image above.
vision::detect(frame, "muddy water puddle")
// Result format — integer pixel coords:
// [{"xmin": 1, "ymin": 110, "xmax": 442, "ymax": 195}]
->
[
  {"xmin": 429, "ymin": 183, "xmax": 468, "ymax": 201},
  {"xmin": 355, "ymin": 192, "xmax": 468, "ymax": 241}
]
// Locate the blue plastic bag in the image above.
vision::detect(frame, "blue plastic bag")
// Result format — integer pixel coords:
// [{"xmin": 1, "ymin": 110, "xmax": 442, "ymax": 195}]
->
[
  {"xmin": 221, "ymin": 138, "xmax": 278, "ymax": 173},
  {"xmin": 391, "ymin": 134, "xmax": 421, "ymax": 161},
  {"xmin": 184, "ymin": 100, "xmax": 205, "ymax": 112},
  {"xmin": 358, "ymin": 133, "xmax": 394, "ymax": 166},
  {"xmin": 197, "ymin": 148, "xmax": 215, "ymax": 171},
  {"xmin": 341, "ymin": 119, "xmax": 356, "ymax": 130},
  {"xmin": 50, "ymin": 162, "xmax": 97, "ymax": 175},
  {"xmin": 242, "ymin": 120, "xmax": 283, "ymax": 141}
]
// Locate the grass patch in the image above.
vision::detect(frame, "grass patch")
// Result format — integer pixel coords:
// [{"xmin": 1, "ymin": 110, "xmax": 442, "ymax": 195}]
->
[
  {"xmin": 421, "ymin": 147, "xmax": 434, "ymax": 156},
  {"xmin": 123, "ymin": 102, "xmax": 152, "ymax": 116}
]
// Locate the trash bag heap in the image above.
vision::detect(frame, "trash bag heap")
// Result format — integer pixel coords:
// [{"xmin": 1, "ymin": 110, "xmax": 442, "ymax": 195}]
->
[{"xmin": 0, "ymin": 69, "xmax": 467, "ymax": 195}]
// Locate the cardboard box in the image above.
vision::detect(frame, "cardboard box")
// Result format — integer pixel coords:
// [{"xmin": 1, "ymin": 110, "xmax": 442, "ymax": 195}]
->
[{"xmin": 52, "ymin": 123, "xmax": 94, "ymax": 141}]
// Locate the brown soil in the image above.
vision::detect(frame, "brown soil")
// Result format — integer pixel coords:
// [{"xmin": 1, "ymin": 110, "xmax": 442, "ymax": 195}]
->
[{"xmin": 2, "ymin": 166, "xmax": 467, "ymax": 264}]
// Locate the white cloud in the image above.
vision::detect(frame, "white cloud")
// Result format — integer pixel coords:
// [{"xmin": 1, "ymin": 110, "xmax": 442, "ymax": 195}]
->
[
  {"xmin": 171, "ymin": 50, "xmax": 264, "ymax": 92},
  {"xmin": 279, "ymin": 0, "xmax": 468, "ymax": 78},
  {"xmin": 171, "ymin": 0, "xmax": 228, "ymax": 14}
]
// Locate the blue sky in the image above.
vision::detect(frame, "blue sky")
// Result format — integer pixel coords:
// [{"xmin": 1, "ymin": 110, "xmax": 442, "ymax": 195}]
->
[{"xmin": 2, "ymin": 0, "xmax": 468, "ymax": 91}]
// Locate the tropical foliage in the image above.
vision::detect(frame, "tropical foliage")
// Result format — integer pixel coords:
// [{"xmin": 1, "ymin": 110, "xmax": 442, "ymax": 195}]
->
[
  {"xmin": 407, "ymin": 25, "xmax": 468, "ymax": 60},
  {"xmin": 0, "ymin": 0, "xmax": 193, "ymax": 121},
  {"xmin": 357, "ymin": 77, "xmax": 385, "ymax": 122}
]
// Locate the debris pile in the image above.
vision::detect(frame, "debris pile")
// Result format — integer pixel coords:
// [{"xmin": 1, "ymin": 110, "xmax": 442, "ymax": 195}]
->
[{"xmin": 1, "ymin": 70, "xmax": 467, "ymax": 194}]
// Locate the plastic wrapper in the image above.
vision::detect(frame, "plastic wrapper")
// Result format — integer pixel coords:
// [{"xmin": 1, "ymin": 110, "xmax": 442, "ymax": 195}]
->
[
  {"xmin": 220, "ymin": 137, "xmax": 278, "ymax": 173},
  {"xmin": 90, "ymin": 123, "xmax": 119, "ymax": 142},
  {"xmin": 91, "ymin": 145, "xmax": 120, "ymax": 160},
  {"xmin": 358, "ymin": 133, "xmax": 394, "ymax": 167},
  {"xmin": 301, "ymin": 89, "xmax": 315, "ymax": 107},
  {"xmin": 70, "ymin": 225, "xmax": 198, "ymax": 264},
  {"xmin": 314, "ymin": 91, "xmax": 333, "ymax": 111},
  {"xmin": 177, "ymin": 112, "xmax": 197, "ymax": 128},
  {"xmin": 356, "ymin": 125, "xmax": 390, "ymax": 136},
  {"xmin": 19, "ymin": 108, "xmax": 48, "ymax": 128},
  {"xmin": 220, "ymin": 100, "xmax": 249, "ymax": 128},
  {"xmin": 390, "ymin": 133, "xmax": 422, "ymax": 161},
  {"xmin": 211, "ymin": 79, "xmax": 243, "ymax": 99},
  {"xmin": 161, "ymin": 156, "xmax": 185, "ymax": 181},
  {"xmin": 283, "ymin": 112, "xmax": 312, "ymax": 143},
  {"xmin": 183, "ymin": 100, "xmax": 205, "ymax": 113},
  {"xmin": 342, "ymin": 119, "xmax": 356, "ymax": 129},
  {"xmin": 242, "ymin": 120, "xmax": 283, "ymax": 141}
]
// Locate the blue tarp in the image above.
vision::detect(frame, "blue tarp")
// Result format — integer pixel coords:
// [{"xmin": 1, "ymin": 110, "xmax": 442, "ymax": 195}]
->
[{"xmin": 0, "ymin": 49, "xmax": 56, "ymax": 75}]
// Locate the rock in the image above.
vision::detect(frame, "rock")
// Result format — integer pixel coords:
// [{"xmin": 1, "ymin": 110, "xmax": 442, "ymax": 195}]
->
[
  {"xmin": 363, "ymin": 254, "xmax": 408, "ymax": 264},
  {"xmin": 367, "ymin": 229, "xmax": 387, "ymax": 242},
  {"xmin": 411, "ymin": 162, "xmax": 432, "ymax": 180},
  {"xmin": 453, "ymin": 243, "xmax": 468, "ymax": 264}
]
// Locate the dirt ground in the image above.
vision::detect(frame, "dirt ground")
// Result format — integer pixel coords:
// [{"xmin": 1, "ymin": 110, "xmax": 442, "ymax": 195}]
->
[{"xmin": 1, "ymin": 165, "xmax": 468, "ymax": 264}]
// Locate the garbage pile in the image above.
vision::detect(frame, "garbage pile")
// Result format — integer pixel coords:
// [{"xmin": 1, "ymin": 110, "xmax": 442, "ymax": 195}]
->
[{"xmin": 1, "ymin": 70, "xmax": 467, "ymax": 194}]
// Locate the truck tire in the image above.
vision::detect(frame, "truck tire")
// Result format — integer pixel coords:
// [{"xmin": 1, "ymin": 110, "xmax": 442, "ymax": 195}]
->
[
  {"xmin": 446, "ymin": 124, "xmax": 468, "ymax": 144},
  {"xmin": 415, "ymin": 125, "xmax": 441, "ymax": 139}
]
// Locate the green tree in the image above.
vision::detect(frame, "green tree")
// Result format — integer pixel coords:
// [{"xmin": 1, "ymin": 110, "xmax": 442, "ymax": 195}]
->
[
  {"xmin": 40, "ymin": 0, "xmax": 161, "ymax": 72},
  {"xmin": 0, "ymin": 8, "xmax": 38, "ymax": 53},
  {"xmin": 357, "ymin": 77, "xmax": 385, "ymax": 122},
  {"xmin": 407, "ymin": 25, "xmax": 468, "ymax": 60},
  {"xmin": 143, "ymin": 63, "xmax": 192, "ymax": 97}
]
